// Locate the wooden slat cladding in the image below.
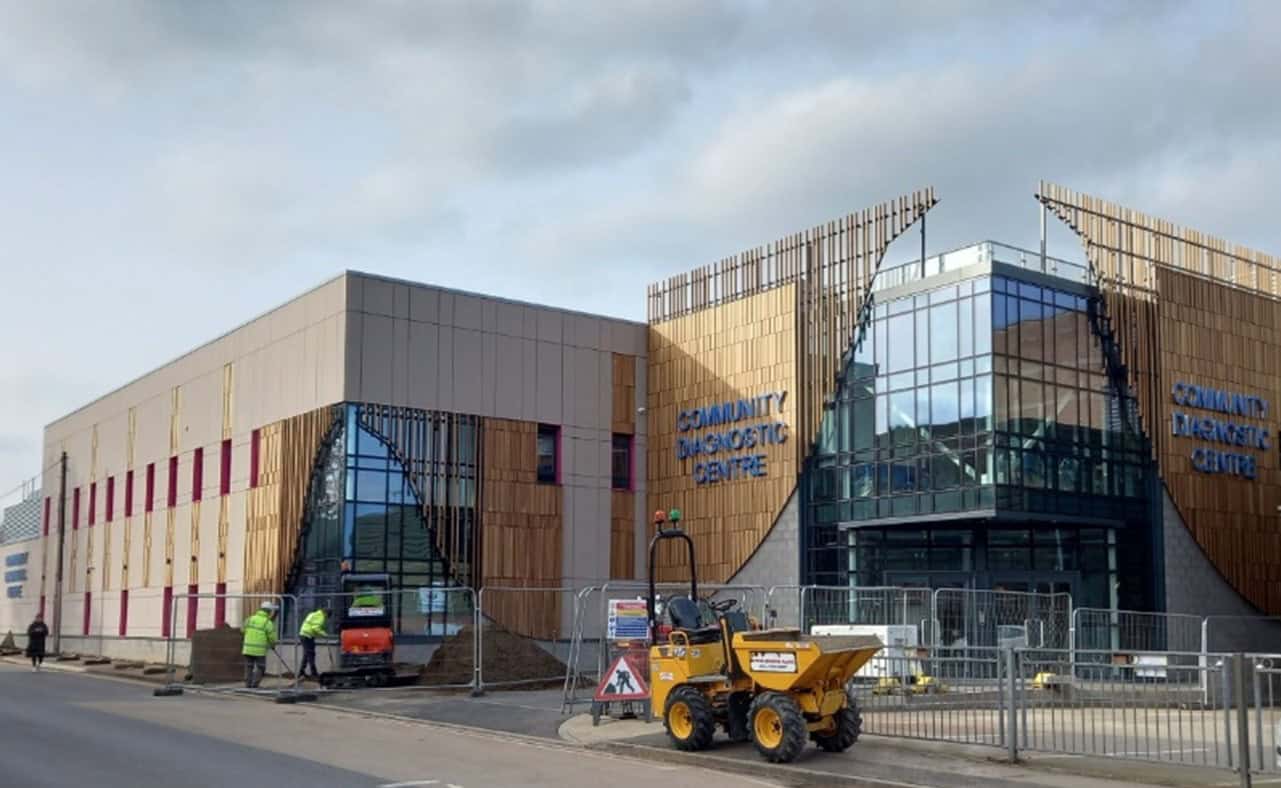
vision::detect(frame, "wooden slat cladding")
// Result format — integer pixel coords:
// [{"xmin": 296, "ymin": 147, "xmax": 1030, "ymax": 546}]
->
[
  {"xmin": 244, "ymin": 406, "xmax": 337, "ymax": 596},
  {"xmin": 610, "ymin": 492, "xmax": 634, "ymax": 580},
  {"xmin": 612, "ymin": 353, "xmax": 637, "ymax": 435},
  {"xmin": 648, "ymin": 285, "xmax": 798, "ymax": 583},
  {"xmin": 480, "ymin": 417, "xmax": 562, "ymax": 638},
  {"xmin": 646, "ymin": 190, "xmax": 936, "ymax": 583},
  {"xmin": 1038, "ymin": 182, "xmax": 1281, "ymax": 612},
  {"xmin": 357, "ymin": 405, "xmax": 482, "ymax": 589}
]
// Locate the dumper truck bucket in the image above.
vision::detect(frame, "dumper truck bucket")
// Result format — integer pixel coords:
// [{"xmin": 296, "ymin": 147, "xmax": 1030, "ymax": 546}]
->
[{"xmin": 730, "ymin": 631, "xmax": 883, "ymax": 693}]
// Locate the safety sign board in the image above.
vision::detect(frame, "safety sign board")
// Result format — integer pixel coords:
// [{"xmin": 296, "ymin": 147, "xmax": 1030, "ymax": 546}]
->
[
  {"xmin": 593, "ymin": 655, "xmax": 650, "ymax": 701},
  {"xmin": 749, "ymin": 652, "xmax": 798, "ymax": 673},
  {"xmin": 607, "ymin": 599, "xmax": 649, "ymax": 641}
]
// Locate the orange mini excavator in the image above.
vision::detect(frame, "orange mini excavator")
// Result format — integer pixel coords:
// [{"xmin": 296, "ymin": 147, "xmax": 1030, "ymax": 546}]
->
[{"xmin": 319, "ymin": 572, "xmax": 396, "ymax": 688}]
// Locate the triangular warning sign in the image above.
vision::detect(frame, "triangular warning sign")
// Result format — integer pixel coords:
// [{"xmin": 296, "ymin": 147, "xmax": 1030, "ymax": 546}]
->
[{"xmin": 593, "ymin": 654, "xmax": 649, "ymax": 701}]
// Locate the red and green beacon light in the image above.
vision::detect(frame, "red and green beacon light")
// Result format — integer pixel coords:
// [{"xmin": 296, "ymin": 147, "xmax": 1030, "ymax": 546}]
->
[{"xmin": 654, "ymin": 508, "xmax": 682, "ymax": 533}]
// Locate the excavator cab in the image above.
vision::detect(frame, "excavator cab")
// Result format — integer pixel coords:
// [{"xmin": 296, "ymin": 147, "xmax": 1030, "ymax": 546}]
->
[{"xmin": 319, "ymin": 570, "xmax": 396, "ymax": 688}]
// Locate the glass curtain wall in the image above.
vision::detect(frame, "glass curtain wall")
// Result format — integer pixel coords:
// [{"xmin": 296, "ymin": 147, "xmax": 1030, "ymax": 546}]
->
[
  {"xmin": 806, "ymin": 272, "xmax": 1152, "ymax": 608},
  {"xmin": 291, "ymin": 403, "xmax": 479, "ymax": 637}
]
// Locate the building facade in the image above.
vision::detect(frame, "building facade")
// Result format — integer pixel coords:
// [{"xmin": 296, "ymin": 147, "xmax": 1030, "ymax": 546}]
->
[
  {"xmin": 3, "ymin": 181, "xmax": 1279, "ymax": 656},
  {"xmin": 646, "ymin": 183, "xmax": 1281, "ymax": 630},
  {"xmin": 1, "ymin": 273, "xmax": 647, "ymax": 656}
]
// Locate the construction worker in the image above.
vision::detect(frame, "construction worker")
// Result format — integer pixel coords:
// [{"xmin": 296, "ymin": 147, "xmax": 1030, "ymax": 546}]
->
[
  {"xmin": 298, "ymin": 604, "xmax": 328, "ymax": 681},
  {"xmin": 242, "ymin": 601, "xmax": 278, "ymax": 688}
]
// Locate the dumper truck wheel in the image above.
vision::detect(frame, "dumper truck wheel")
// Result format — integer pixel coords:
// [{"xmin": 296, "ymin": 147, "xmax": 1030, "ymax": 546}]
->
[
  {"xmin": 813, "ymin": 698, "xmax": 862, "ymax": 752},
  {"xmin": 664, "ymin": 687, "xmax": 716, "ymax": 751},
  {"xmin": 748, "ymin": 692, "xmax": 807, "ymax": 763}
]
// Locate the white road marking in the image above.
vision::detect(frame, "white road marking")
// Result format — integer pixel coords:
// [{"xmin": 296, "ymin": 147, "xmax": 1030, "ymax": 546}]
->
[{"xmin": 379, "ymin": 781, "xmax": 439, "ymax": 788}]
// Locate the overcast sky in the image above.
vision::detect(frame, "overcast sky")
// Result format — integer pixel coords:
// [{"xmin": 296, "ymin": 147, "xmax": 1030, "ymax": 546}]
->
[{"xmin": 0, "ymin": 1, "xmax": 1278, "ymax": 495}]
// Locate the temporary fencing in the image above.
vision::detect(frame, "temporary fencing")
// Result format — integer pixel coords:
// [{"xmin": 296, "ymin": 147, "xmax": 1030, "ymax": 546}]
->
[
  {"xmin": 803, "ymin": 585, "xmax": 932, "ymax": 643},
  {"xmin": 1205, "ymin": 616, "xmax": 1281, "ymax": 656},
  {"xmin": 162, "ymin": 591, "xmax": 297, "ymax": 696},
  {"xmin": 560, "ymin": 582, "xmax": 766, "ymax": 713},
  {"xmin": 934, "ymin": 588, "xmax": 1071, "ymax": 650},
  {"xmin": 292, "ymin": 586, "xmax": 476, "ymax": 690},
  {"xmin": 1070, "ymin": 606, "xmax": 1205, "ymax": 681},
  {"xmin": 473, "ymin": 586, "xmax": 581, "ymax": 694}
]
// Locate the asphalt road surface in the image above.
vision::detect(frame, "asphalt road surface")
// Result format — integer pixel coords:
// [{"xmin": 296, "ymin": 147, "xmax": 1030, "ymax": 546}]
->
[{"xmin": 0, "ymin": 663, "xmax": 777, "ymax": 788}]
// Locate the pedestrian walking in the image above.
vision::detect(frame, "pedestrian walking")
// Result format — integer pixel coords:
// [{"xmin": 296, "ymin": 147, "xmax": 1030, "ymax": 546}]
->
[
  {"xmin": 26, "ymin": 613, "xmax": 49, "ymax": 672},
  {"xmin": 241, "ymin": 601, "xmax": 278, "ymax": 688},
  {"xmin": 298, "ymin": 604, "xmax": 328, "ymax": 682}
]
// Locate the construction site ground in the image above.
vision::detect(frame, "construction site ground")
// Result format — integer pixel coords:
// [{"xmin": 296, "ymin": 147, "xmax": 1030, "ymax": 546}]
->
[{"xmin": 4, "ymin": 654, "xmax": 1263, "ymax": 787}]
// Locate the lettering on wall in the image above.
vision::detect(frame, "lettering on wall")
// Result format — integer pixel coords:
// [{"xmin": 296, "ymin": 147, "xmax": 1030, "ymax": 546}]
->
[
  {"xmin": 676, "ymin": 391, "xmax": 788, "ymax": 485},
  {"xmin": 4, "ymin": 551, "xmax": 27, "ymax": 599},
  {"xmin": 1170, "ymin": 382, "xmax": 1271, "ymax": 480}
]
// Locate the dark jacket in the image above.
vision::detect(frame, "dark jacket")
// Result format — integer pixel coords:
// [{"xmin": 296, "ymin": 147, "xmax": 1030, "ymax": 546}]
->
[{"xmin": 26, "ymin": 621, "xmax": 48, "ymax": 657}]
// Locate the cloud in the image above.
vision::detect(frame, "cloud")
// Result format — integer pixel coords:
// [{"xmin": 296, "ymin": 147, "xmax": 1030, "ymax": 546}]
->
[{"xmin": 0, "ymin": 0, "xmax": 1279, "ymax": 490}]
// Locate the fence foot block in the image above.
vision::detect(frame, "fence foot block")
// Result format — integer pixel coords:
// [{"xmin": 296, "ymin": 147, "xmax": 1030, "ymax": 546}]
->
[{"xmin": 153, "ymin": 687, "xmax": 184, "ymax": 697}]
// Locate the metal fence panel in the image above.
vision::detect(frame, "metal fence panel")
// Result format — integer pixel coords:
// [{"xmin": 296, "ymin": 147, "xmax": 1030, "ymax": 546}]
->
[
  {"xmin": 476, "ymin": 586, "xmax": 578, "ymax": 693},
  {"xmin": 803, "ymin": 586, "xmax": 932, "ymax": 642},
  {"xmin": 296, "ymin": 587, "xmax": 475, "ymax": 690},
  {"xmin": 934, "ymin": 588, "xmax": 1071, "ymax": 650},
  {"xmin": 163, "ymin": 592, "xmax": 296, "ymax": 696},
  {"xmin": 560, "ymin": 582, "xmax": 766, "ymax": 713},
  {"xmin": 1206, "ymin": 616, "xmax": 1281, "ymax": 654},
  {"xmin": 855, "ymin": 646, "xmax": 1010, "ymax": 747},
  {"xmin": 1014, "ymin": 648, "xmax": 1237, "ymax": 772}
]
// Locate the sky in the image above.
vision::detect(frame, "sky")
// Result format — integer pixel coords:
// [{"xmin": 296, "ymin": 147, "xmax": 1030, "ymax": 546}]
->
[{"xmin": 0, "ymin": 0, "xmax": 1279, "ymax": 495}]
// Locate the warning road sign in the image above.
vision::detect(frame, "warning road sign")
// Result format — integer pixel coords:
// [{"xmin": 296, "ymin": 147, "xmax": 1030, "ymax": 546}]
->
[{"xmin": 593, "ymin": 654, "xmax": 649, "ymax": 701}]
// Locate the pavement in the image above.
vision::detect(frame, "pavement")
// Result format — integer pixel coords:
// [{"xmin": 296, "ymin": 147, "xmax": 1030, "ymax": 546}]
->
[
  {"xmin": 560, "ymin": 713, "xmax": 1258, "ymax": 788},
  {"xmin": 318, "ymin": 686, "xmax": 572, "ymax": 739},
  {"xmin": 0, "ymin": 656, "xmax": 1266, "ymax": 787},
  {"xmin": 0, "ymin": 661, "xmax": 772, "ymax": 788}
]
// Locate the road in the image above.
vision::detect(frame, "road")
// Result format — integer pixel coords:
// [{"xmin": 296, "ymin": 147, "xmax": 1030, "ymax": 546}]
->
[{"xmin": 0, "ymin": 663, "xmax": 777, "ymax": 788}]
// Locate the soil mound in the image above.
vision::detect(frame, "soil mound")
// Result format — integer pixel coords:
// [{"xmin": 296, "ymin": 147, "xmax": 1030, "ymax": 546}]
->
[{"xmin": 421, "ymin": 624, "xmax": 567, "ymax": 689}]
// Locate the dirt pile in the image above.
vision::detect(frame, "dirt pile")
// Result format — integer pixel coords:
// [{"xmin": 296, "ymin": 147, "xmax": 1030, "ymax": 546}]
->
[
  {"xmin": 190, "ymin": 625, "xmax": 245, "ymax": 683},
  {"xmin": 421, "ymin": 624, "xmax": 567, "ymax": 689}
]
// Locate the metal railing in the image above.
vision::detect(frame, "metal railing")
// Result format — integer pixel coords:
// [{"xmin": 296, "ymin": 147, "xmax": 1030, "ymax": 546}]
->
[{"xmin": 874, "ymin": 240, "xmax": 1091, "ymax": 293}]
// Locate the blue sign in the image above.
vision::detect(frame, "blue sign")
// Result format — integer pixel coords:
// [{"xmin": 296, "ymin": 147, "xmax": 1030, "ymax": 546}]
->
[
  {"xmin": 3, "ymin": 569, "xmax": 26, "ymax": 583},
  {"xmin": 4, "ymin": 552, "xmax": 27, "ymax": 567},
  {"xmin": 676, "ymin": 391, "xmax": 788, "ymax": 485},
  {"xmin": 1171, "ymin": 382, "xmax": 1271, "ymax": 480},
  {"xmin": 5, "ymin": 586, "xmax": 21, "ymax": 599}
]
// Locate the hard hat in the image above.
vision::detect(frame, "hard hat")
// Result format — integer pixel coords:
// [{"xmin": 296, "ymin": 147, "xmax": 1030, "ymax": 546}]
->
[
  {"xmin": 653, "ymin": 509, "xmax": 667, "ymax": 524},
  {"xmin": 260, "ymin": 601, "xmax": 279, "ymax": 612}
]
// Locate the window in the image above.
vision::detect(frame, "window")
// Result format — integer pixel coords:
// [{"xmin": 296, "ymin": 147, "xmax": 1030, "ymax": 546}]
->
[
  {"xmin": 145, "ymin": 463, "xmax": 155, "ymax": 513},
  {"xmin": 220, "ymin": 438, "xmax": 232, "ymax": 495},
  {"xmin": 105, "ymin": 477, "xmax": 115, "ymax": 522},
  {"xmin": 536, "ymin": 425, "xmax": 559, "ymax": 484},
  {"xmin": 192, "ymin": 448, "xmax": 203, "ymax": 502},
  {"xmin": 82, "ymin": 591, "xmax": 92, "ymax": 636},
  {"xmin": 250, "ymin": 429, "xmax": 261, "ymax": 488},
  {"xmin": 72, "ymin": 487, "xmax": 80, "ymax": 531},
  {"xmin": 125, "ymin": 470, "xmax": 134, "ymax": 517},
  {"xmin": 611, "ymin": 434, "xmax": 632, "ymax": 490},
  {"xmin": 119, "ymin": 589, "xmax": 129, "ymax": 636},
  {"xmin": 88, "ymin": 482, "xmax": 97, "ymax": 526},
  {"xmin": 167, "ymin": 456, "xmax": 178, "ymax": 508},
  {"xmin": 43, "ymin": 496, "xmax": 50, "ymax": 536}
]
